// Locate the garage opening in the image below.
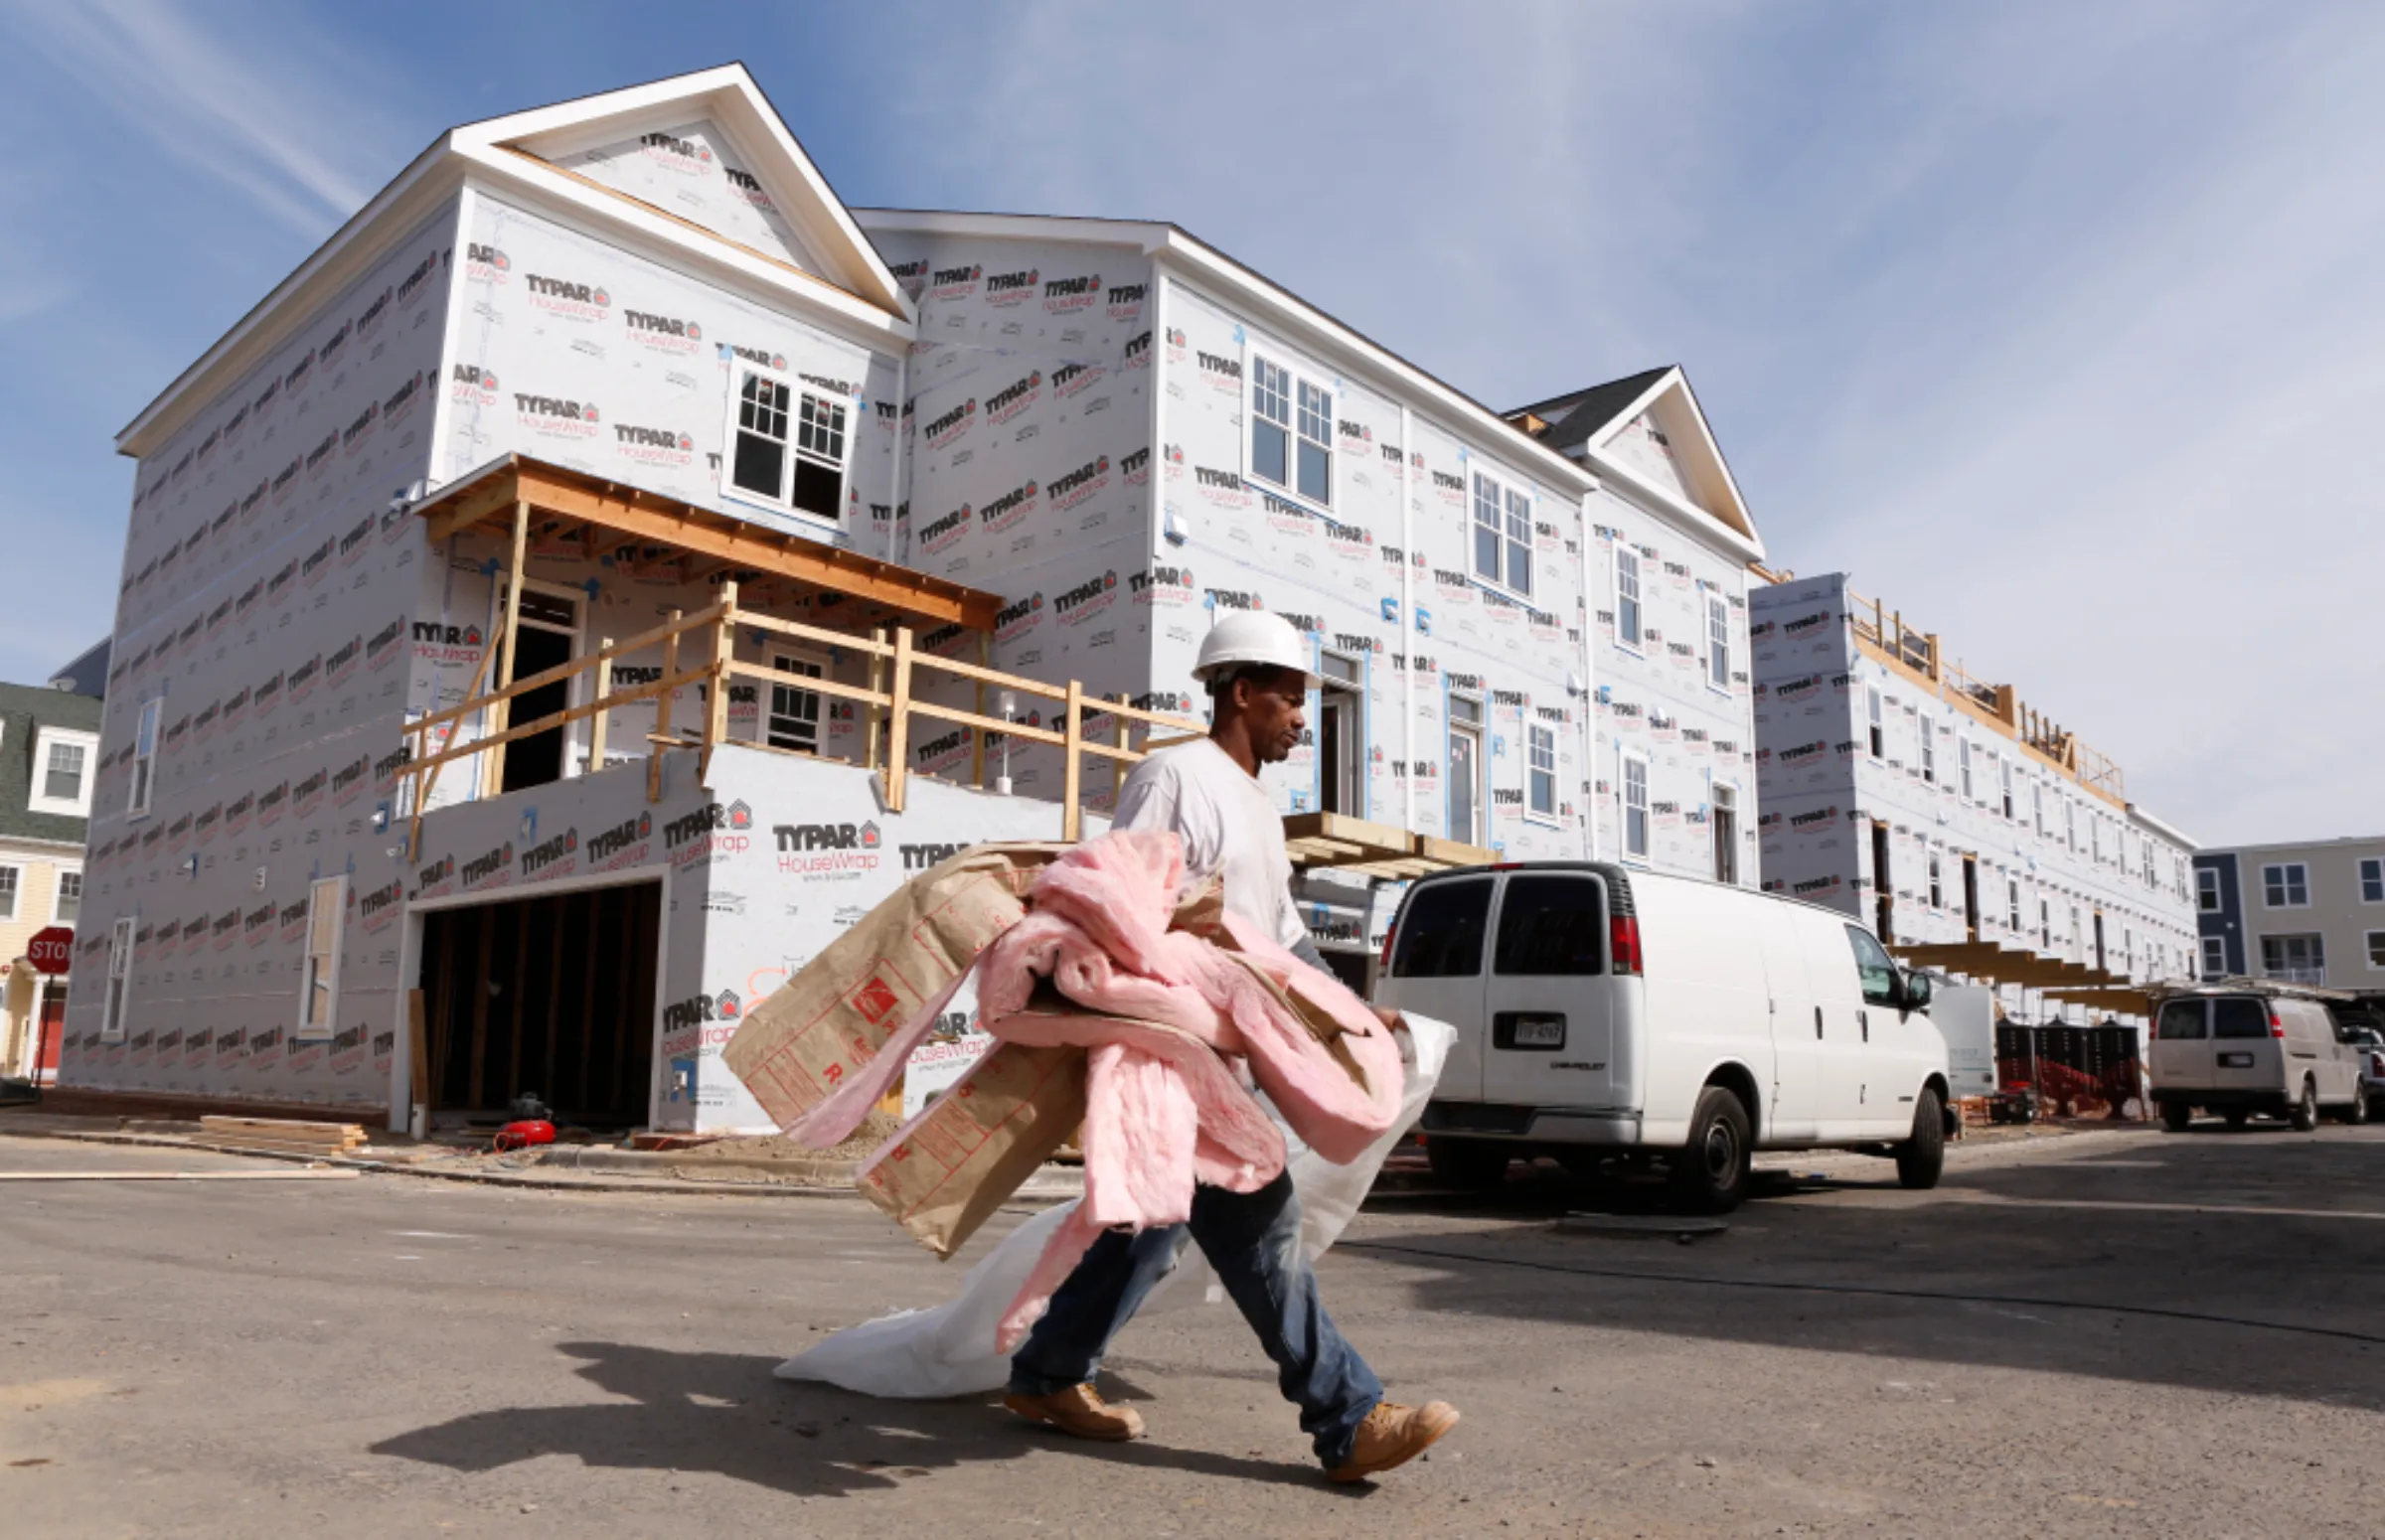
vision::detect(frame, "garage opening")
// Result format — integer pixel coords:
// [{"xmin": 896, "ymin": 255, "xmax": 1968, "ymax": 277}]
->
[{"xmin": 417, "ymin": 881, "xmax": 661, "ymax": 1130}]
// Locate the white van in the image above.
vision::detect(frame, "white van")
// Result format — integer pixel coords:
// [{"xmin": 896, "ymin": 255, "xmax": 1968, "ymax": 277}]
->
[
  {"xmin": 1374, "ymin": 861, "xmax": 1954, "ymax": 1212},
  {"xmin": 2150, "ymin": 989, "xmax": 2366, "ymax": 1132}
]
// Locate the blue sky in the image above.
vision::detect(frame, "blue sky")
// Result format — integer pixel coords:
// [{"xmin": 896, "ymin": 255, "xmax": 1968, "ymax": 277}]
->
[{"xmin": 2, "ymin": 0, "xmax": 2379, "ymax": 845}]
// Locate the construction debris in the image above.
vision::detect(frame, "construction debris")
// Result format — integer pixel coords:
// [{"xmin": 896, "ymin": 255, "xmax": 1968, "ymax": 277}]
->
[{"xmin": 196, "ymin": 1117, "xmax": 369, "ymax": 1157}]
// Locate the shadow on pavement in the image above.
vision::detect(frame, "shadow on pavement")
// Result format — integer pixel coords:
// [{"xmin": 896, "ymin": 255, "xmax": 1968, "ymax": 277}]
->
[
  {"xmin": 370, "ymin": 1340, "xmax": 1331, "ymax": 1496},
  {"xmin": 1350, "ymin": 1132, "xmax": 2385, "ymax": 1411}
]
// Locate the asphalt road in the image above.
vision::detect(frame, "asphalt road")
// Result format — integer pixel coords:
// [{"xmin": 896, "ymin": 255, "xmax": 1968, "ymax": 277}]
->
[{"xmin": 6, "ymin": 1121, "xmax": 2385, "ymax": 1538}]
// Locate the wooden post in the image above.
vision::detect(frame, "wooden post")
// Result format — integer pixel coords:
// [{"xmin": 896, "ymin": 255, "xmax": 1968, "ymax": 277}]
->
[
  {"xmin": 701, "ymin": 579, "xmax": 737, "ymax": 787},
  {"xmin": 1925, "ymin": 632, "xmax": 1941, "ymax": 682},
  {"xmin": 865, "ymin": 626, "xmax": 887, "ymax": 771},
  {"xmin": 882, "ymin": 627, "xmax": 914, "ymax": 813},
  {"xmin": 485, "ymin": 501, "xmax": 529, "ymax": 797},
  {"xmin": 970, "ymin": 630, "xmax": 990, "ymax": 789},
  {"xmin": 647, "ymin": 607, "xmax": 682, "ymax": 804},
  {"xmin": 587, "ymin": 636, "xmax": 613, "ymax": 773},
  {"xmin": 1110, "ymin": 692, "xmax": 1131, "ymax": 803},
  {"xmin": 1061, "ymin": 678, "xmax": 1084, "ymax": 842}
]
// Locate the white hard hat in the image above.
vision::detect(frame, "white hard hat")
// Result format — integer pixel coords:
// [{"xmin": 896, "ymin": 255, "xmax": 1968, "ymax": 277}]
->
[{"xmin": 1192, "ymin": 610, "xmax": 1320, "ymax": 685}]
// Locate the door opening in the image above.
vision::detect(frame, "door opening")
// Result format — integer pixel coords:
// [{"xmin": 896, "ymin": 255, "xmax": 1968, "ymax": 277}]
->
[
  {"xmin": 1317, "ymin": 652, "xmax": 1362, "ymax": 816},
  {"xmin": 1711, "ymin": 784, "xmax": 1738, "ymax": 885},
  {"xmin": 498, "ymin": 587, "xmax": 580, "ymax": 794},
  {"xmin": 1448, "ymin": 694, "xmax": 1483, "ymax": 845},
  {"xmin": 1962, "ymin": 855, "xmax": 1981, "ymax": 943},
  {"xmin": 1870, "ymin": 820, "xmax": 1894, "ymax": 943},
  {"xmin": 417, "ymin": 881, "xmax": 661, "ymax": 1129}
]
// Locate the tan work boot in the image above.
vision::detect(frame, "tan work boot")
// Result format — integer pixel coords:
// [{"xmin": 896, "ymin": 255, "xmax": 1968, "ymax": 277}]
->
[
  {"xmin": 1003, "ymin": 1382, "xmax": 1146, "ymax": 1442},
  {"xmin": 1325, "ymin": 1400, "xmax": 1461, "ymax": 1482}
]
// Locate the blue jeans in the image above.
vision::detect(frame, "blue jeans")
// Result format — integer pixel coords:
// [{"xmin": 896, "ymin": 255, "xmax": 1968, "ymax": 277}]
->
[{"xmin": 1008, "ymin": 1170, "xmax": 1384, "ymax": 1466}]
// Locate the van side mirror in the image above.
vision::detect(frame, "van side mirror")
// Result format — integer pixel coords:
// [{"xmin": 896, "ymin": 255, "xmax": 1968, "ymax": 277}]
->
[{"xmin": 1900, "ymin": 972, "xmax": 1933, "ymax": 1011}]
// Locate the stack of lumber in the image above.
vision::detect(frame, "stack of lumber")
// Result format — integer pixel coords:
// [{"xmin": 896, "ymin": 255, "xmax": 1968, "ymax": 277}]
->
[{"xmin": 198, "ymin": 1116, "xmax": 369, "ymax": 1157}]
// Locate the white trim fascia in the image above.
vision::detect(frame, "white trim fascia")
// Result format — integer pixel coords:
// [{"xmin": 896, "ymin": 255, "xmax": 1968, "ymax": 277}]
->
[
  {"xmin": 0, "ymin": 835, "xmax": 91, "ymax": 856},
  {"xmin": 1578, "ymin": 368, "xmax": 1759, "ymax": 546},
  {"xmin": 1580, "ymin": 444, "xmax": 1767, "ymax": 566},
  {"xmin": 117, "ymin": 145, "xmax": 464, "ymax": 457},
  {"xmin": 2124, "ymin": 805, "xmax": 2197, "ymax": 850},
  {"xmin": 446, "ymin": 64, "xmax": 911, "ymax": 321},
  {"xmin": 453, "ymin": 151, "xmax": 911, "ymax": 354},
  {"xmin": 854, "ymin": 208, "xmax": 1161, "ymax": 253},
  {"xmin": 422, "ymin": 183, "xmax": 478, "ymax": 494}
]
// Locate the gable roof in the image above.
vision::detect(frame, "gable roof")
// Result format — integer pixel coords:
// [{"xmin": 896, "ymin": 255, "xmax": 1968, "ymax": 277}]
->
[
  {"xmin": 1507, "ymin": 366, "xmax": 1759, "ymax": 546},
  {"xmin": 119, "ymin": 65, "xmax": 911, "ymax": 460}
]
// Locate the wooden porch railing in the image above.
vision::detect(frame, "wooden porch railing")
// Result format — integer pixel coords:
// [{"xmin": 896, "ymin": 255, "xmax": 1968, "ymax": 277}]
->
[{"xmin": 401, "ymin": 580, "xmax": 1207, "ymax": 858}]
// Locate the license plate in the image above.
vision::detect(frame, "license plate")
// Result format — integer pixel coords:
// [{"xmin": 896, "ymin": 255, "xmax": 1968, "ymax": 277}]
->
[
  {"xmin": 1510, "ymin": 1015, "xmax": 1564, "ymax": 1048},
  {"xmin": 2219, "ymin": 1052, "xmax": 2254, "ymax": 1068}
]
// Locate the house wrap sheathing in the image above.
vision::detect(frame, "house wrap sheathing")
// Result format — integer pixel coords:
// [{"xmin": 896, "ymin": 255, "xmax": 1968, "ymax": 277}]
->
[{"xmin": 59, "ymin": 67, "xmax": 1770, "ymax": 1133}]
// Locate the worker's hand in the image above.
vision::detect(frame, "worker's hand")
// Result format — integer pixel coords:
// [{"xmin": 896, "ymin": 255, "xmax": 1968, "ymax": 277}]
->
[{"xmin": 1371, "ymin": 1004, "xmax": 1404, "ymax": 1031}]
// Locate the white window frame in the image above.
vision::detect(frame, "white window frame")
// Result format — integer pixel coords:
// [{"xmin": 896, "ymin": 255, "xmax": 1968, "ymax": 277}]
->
[
  {"xmin": 1620, "ymin": 749, "xmax": 1652, "ymax": 861},
  {"xmin": 2197, "ymin": 866, "xmax": 2222, "ymax": 912},
  {"xmin": 53, "ymin": 867, "xmax": 81, "ymax": 926},
  {"xmin": 1525, "ymin": 720, "xmax": 1557, "ymax": 825},
  {"xmin": 1918, "ymin": 718, "xmax": 1936, "ymax": 784},
  {"xmin": 1468, "ymin": 467, "xmax": 1533, "ymax": 599},
  {"xmin": 2259, "ymin": 931, "xmax": 2324, "ymax": 982},
  {"xmin": 0, "ymin": 863, "xmax": 20, "ymax": 923},
  {"xmin": 1865, "ymin": 686, "xmax": 1884, "ymax": 758},
  {"xmin": 2262, "ymin": 862, "xmax": 2309, "ymax": 908},
  {"xmin": 765, "ymin": 650, "xmax": 828, "ymax": 755},
  {"xmin": 1447, "ymin": 692, "xmax": 1485, "ymax": 847},
  {"xmin": 2200, "ymin": 934, "xmax": 2228, "ymax": 979},
  {"xmin": 719, "ymin": 358, "xmax": 852, "ymax": 529},
  {"xmin": 1703, "ymin": 590, "xmax": 1730, "ymax": 693},
  {"xmin": 2006, "ymin": 877, "xmax": 2021, "ymax": 932},
  {"xmin": 1927, "ymin": 849, "xmax": 1944, "ymax": 910},
  {"xmin": 1244, "ymin": 347, "xmax": 1335, "ymax": 513},
  {"xmin": 1998, "ymin": 754, "xmax": 2014, "ymax": 819},
  {"xmin": 128, "ymin": 695, "xmax": 163, "ymax": 820},
  {"xmin": 1958, "ymin": 736, "xmax": 1974, "ymax": 802},
  {"xmin": 30, "ymin": 726, "xmax": 98, "ymax": 817},
  {"xmin": 296, "ymin": 874, "xmax": 346, "ymax": 1040},
  {"xmin": 100, "ymin": 915, "xmax": 135, "ymax": 1041},
  {"xmin": 2032, "ymin": 780, "xmax": 2045, "ymax": 838},
  {"xmin": 2359, "ymin": 857, "xmax": 2384, "ymax": 904},
  {"xmin": 2064, "ymin": 797, "xmax": 2077, "ymax": 852},
  {"xmin": 1612, "ymin": 540, "xmax": 1645, "ymax": 655},
  {"xmin": 2368, "ymin": 931, "xmax": 2385, "ymax": 971}
]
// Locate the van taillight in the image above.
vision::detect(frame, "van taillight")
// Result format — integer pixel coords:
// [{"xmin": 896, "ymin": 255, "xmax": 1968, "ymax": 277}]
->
[
  {"xmin": 1379, "ymin": 920, "xmax": 1397, "ymax": 973},
  {"xmin": 1610, "ymin": 915, "xmax": 1644, "ymax": 976},
  {"xmin": 2370, "ymin": 1052, "xmax": 2383, "ymax": 1076},
  {"xmin": 2269, "ymin": 1007, "xmax": 2285, "ymax": 1038}
]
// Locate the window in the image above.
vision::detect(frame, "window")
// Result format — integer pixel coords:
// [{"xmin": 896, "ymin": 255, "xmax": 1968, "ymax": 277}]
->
[
  {"xmin": 1389, "ymin": 878, "xmax": 1492, "ymax": 978},
  {"xmin": 2213, "ymin": 998, "xmax": 2271, "ymax": 1038},
  {"xmin": 1526, "ymin": 721, "xmax": 1556, "ymax": 821},
  {"xmin": 1447, "ymin": 693, "xmax": 1483, "ymax": 846},
  {"xmin": 766, "ymin": 655, "xmax": 825, "ymax": 753},
  {"xmin": 2262, "ymin": 862, "xmax": 2309, "ymax": 907},
  {"xmin": 1918, "ymin": 720, "xmax": 1935, "ymax": 784},
  {"xmin": 2090, "ymin": 815, "xmax": 2103, "ymax": 863},
  {"xmin": 0, "ymin": 865, "xmax": 18, "ymax": 921},
  {"xmin": 1846, "ymin": 926, "xmax": 1901, "ymax": 1007},
  {"xmin": 1613, "ymin": 543, "xmax": 1644, "ymax": 652},
  {"xmin": 1621, "ymin": 752, "xmax": 1651, "ymax": 859},
  {"xmin": 2197, "ymin": 866, "xmax": 2222, "ymax": 912},
  {"xmin": 100, "ymin": 915, "xmax": 134, "ymax": 1041},
  {"xmin": 2199, "ymin": 935, "xmax": 2227, "ymax": 978},
  {"xmin": 2360, "ymin": 857, "xmax": 2383, "ymax": 903},
  {"xmin": 54, "ymin": 870, "xmax": 80, "ymax": 925},
  {"xmin": 128, "ymin": 696, "xmax": 163, "ymax": 819},
  {"xmin": 725, "ymin": 363, "xmax": 849, "ymax": 523},
  {"xmin": 1712, "ymin": 782, "xmax": 1739, "ymax": 885},
  {"xmin": 2368, "ymin": 932, "xmax": 2385, "ymax": 970},
  {"xmin": 1866, "ymin": 687, "xmax": 1884, "ymax": 758},
  {"xmin": 1927, "ymin": 850, "xmax": 1944, "ymax": 910},
  {"xmin": 297, "ymin": 875, "xmax": 345, "ymax": 1038},
  {"xmin": 32, "ymin": 728, "xmax": 96, "ymax": 816},
  {"xmin": 1704, "ymin": 591, "xmax": 1730, "ymax": 692},
  {"xmin": 2006, "ymin": 878, "xmax": 2021, "ymax": 932},
  {"xmin": 2038, "ymin": 898, "xmax": 2051, "ymax": 949},
  {"xmin": 1494, "ymin": 875, "xmax": 1605, "ymax": 976},
  {"xmin": 1471, "ymin": 472, "xmax": 1531, "ymax": 594},
  {"xmin": 1998, "ymin": 755, "xmax": 2014, "ymax": 819},
  {"xmin": 2156, "ymin": 1000, "xmax": 2206, "ymax": 1040},
  {"xmin": 2064, "ymin": 798, "xmax": 2076, "ymax": 851},
  {"xmin": 2260, "ymin": 933, "xmax": 2325, "ymax": 983},
  {"xmin": 1248, "ymin": 354, "xmax": 1333, "ymax": 507},
  {"xmin": 2032, "ymin": 781, "xmax": 2045, "ymax": 838},
  {"xmin": 1958, "ymin": 737, "xmax": 1974, "ymax": 801}
]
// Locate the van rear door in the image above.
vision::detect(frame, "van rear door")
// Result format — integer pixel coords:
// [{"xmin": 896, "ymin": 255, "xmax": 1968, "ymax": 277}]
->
[
  {"xmin": 2150, "ymin": 999, "xmax": 2212, "ymax": 1092},
  {"xmin": 2210, "ymin": 997, "xmax": 2282, "ymax": 1095},
  {"xmin": 1482, "ymin": 873, "xmax": 1625, "ymax": 1113},
  {"xmin": 1384, "ymin": 875, "xmax": 1496, "ymax": 1103}
]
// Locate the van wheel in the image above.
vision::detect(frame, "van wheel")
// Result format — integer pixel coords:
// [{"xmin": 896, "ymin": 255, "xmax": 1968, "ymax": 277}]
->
[
  {"xmin": 2342, "ymin": 1090, "xmax": 2371, "ymax": 1127},
  {"xmin": 2292, "ymin": 1080, "xmax": 2319, "ymax": 1133},
  {"xmin": 2159, "ymin": 1101, "xmax": 2193, "ymax": 1133},
  {"xmin": 1895, "ymin": 1089, "xmax": 1946, "ymax": 1190},
  {"xmin": 1425, "ymin": 1136, "xmax": 1512, "ymax": 1191},
  {"xmin": 1670, "ymin": 1087, "xmax": 1751, "ymax": 1214}
]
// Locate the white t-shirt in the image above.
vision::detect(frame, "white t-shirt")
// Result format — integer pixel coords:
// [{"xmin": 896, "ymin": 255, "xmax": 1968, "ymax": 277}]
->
[{"xmin": 1111, "ymin": 737, "xmax": 1307, "ymax": 952}]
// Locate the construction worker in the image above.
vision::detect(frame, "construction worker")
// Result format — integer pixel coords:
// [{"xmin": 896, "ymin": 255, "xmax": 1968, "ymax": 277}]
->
[{"xmin": 1001, "ymin": 610, "xmax": 1460, "ymax": 1483}]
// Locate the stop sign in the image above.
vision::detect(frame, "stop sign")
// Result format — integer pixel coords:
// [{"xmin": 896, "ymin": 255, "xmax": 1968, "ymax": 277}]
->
[{"xmin": 27, "ymin": 926, "xmax": 74, "ymax": 973}]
